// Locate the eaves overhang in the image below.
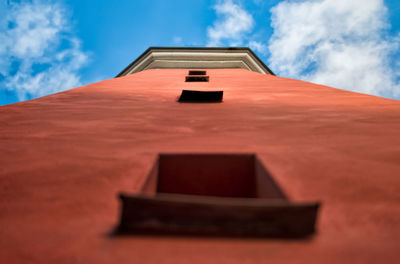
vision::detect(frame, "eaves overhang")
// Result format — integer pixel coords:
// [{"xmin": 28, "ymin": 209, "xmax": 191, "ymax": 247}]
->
[{"xmin": 116, "ymin": 47, "xmax": 275, "ymax": 77}]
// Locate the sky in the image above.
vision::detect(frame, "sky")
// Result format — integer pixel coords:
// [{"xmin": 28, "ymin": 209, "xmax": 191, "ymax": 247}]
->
[{"xmin": 0, "ymin": 0, "xmax": 399, "ymax": 105}]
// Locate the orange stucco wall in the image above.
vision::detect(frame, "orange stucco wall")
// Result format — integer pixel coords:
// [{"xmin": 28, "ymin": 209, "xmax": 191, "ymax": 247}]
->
[{"xmin": 0, "ymin": 69, "xmax": 399, "ymax": 263}]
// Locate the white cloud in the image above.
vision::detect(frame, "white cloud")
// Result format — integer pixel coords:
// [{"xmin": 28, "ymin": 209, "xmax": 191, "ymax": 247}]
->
[
  {"xmin": 268, "ymin": 0, "xmax": 400, "ymax": 98},
  {"xmin": 0, "ymin": 0, "xmax": 89, "ymax": 101},
  {"xmin": 249, "ymin": 40, "xmax": 267, "ymax": 55},
  {"xmin": 207, "ymin": 0, "xmax": 254, "ymax": 46}
]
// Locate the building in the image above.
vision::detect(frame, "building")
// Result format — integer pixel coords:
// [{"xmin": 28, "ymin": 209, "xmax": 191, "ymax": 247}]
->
[{"xmin": 0, "ymin": 47, "xmax": 399, "ymax": 263}]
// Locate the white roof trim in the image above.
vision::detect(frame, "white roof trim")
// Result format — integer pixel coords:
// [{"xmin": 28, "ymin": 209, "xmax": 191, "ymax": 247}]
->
[{"xmin": 116, "ymin": 47, "xmax": 274, "ymax": 76}]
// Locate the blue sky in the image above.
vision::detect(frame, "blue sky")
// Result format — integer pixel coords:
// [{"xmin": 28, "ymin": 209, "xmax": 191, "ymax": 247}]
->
[{"xmin": 1, "ymin": 0, "xmax": 399, "ymax": 105}]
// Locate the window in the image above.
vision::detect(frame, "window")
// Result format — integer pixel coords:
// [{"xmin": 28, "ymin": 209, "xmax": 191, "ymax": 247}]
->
[
  {"xmin": 188, "ymin": 70, "xmax": 206, "ymax": 75},
  {"xmin": 178, "ymin": 90, "xmax": 223, "ymax": 103},
  {"xmin": 185, "ymin": 70, "xmax": 209, "ymax": 82},
  {"xmin": 185, "ymin": 76, "xmax": 209, "ymax": 82},
  {"xmin": 118, "ymin": 154, "xmax": 320, "ymax": 237}
]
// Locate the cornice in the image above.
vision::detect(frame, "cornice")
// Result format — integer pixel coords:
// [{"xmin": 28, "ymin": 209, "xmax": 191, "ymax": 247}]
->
[{"xmin": 116, "ymin": 47, "xmax": 275, "ymax": 77}]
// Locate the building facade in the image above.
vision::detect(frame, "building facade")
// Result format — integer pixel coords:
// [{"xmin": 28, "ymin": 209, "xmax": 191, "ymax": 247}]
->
[{"xmin": 1, "ymin": 47, "xmax": 399, "ymax": 263}]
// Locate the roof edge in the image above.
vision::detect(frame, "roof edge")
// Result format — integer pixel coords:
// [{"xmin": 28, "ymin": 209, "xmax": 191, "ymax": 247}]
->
[{"xmin": 115, "ymin": 47, "xmax": 275, "ymax": 77}]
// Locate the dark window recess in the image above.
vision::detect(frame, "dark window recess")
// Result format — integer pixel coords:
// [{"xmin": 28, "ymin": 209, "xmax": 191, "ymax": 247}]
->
[
  {"xmin": 117, "ymin": 154, "xmax": 320, "ymax": 238},
  {"xmin": 185, "ymin": 76, "xmax": 209, "ymax": 82},
  {"xmin": 188, "ymin": 70, "xmax": 206, "ymax": 75},
  {"xmin": 178, "ymin": 90, "xmax": 223, "ymax": 103}
]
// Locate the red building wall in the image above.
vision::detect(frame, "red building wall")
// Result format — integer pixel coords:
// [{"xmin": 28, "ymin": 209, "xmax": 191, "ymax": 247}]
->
[{"xmin": 0, "ymin": 69, "xmax": 399, "ymax": 263}]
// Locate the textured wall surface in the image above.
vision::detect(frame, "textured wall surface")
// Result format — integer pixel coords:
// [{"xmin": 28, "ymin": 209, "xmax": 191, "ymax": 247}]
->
[{"xmin": 1, "ymin": 69, "xmax": 399, "ymax": 263}]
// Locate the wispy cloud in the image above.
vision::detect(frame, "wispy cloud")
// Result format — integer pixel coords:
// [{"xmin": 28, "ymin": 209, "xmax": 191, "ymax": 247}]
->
[
  {"xmin": 268, "ymin": 0, "xmax": 400, "ymax": 98},
  {"xmin": 0, "ymin": 0, "xmax": 89, "ymax": 101},
  {"xmin": 248, "ymin": 40, "xmax": 267, "ymax": 55},
  {"xmin": 207, "ymin": 0, "xmax": 254, "ymax": 46}
]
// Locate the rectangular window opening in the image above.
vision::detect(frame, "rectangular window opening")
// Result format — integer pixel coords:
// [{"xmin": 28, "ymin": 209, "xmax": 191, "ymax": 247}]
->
[
  {"xmin": 118, "ymin": 154, "xmax": 320, "ymax": 238},
  {"xmin": 185, "ymin": 76, "xmax": 209, "ymax": 82},
  {"xmin": 155, "ymin": 154, "xmax": 285, "ymax": 199},
  {"xmin": 188, "ymin": 70, "xmax": 207, "ymax": 75},
  {"xmin": 178, "ymin": 90, "xmax": 223, "ymax": 103}
]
